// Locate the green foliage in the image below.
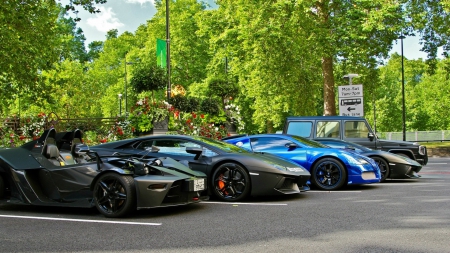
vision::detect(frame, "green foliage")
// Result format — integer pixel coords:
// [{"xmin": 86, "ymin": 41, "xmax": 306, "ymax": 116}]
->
[
  {"xmin": 130, "ymin": 63, "xmax": 167, "ymax": 94},
  {"xmin": 170, "ymin": 111, "xmax": 228, "ymax": 140},
  {"xmin": 207, "ymin": 77, "xmax": 238, "ymax": 99},
  {"xmin": 128, "ymin": 97, "xmax": 169, "ymax": 133},
  {"xmin": 4, "ymin": 0, "xmax": 450, "ymax": 136},
  {"xmin": 171, "ymin": 95, "xmax": 200, "ymax": 113},
  {"xmin": 200, "ymin": 99, "xmax": 221, "ymax": 115}
]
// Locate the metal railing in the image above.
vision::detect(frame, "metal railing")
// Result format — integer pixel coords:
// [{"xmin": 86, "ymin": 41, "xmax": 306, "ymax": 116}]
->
[{"xmin": 377, "ymin": 131, "xmax": 450, "ymax": 142}]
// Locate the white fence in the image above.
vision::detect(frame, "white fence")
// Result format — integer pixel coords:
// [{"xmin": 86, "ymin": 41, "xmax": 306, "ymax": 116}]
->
[{"xmin": 378, "ymin": 131, "xmax": 450, "ymax": 142}]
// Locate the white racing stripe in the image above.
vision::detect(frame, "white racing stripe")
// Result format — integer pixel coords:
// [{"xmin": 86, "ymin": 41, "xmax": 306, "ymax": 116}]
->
[
  {"xmin": 0, "ymin": 215, "xmax": 161, "ymax": 225},
  {"xmin": 202, "ymin": 201, "xmax": 287, "ymax": 206}
]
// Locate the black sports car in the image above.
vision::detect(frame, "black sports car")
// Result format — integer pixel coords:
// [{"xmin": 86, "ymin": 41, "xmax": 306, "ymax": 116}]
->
[
  {"xmin": 0, "ymin": 129, "xmax": 207, "ymax": 218},
  {"xmin": 314, "ymin": 138, "xmax": 422, "ymax": 182},
  {"xmin": 90, "ymin": 135, "xmax": 311, "ymax": 202}
]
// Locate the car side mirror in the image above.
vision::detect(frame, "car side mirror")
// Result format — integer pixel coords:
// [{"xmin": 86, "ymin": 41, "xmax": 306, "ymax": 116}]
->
[
  {"xmin": 186, "ymin": 147, "xmax": 203, "ymax": 160},
  {"xmin": 145, "ymin": 145, "xmax": 160, "ymax": 153},
  {"xmin": 285, "ymin": 143, "xmax": 298, "ymax": 149},
  {"xmin": 368, "ymin": 132, "xmax": 375, "ymax": 141}
]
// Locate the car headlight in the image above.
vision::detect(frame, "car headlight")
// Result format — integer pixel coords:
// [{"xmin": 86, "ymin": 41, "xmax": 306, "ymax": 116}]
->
[
  {"xmin": 418, "ymin": 145, "xmax": 426, "ymax": 155},
  {"xmin": 342, "ymin": 153, "xmax": 369, "ymax": 165}
]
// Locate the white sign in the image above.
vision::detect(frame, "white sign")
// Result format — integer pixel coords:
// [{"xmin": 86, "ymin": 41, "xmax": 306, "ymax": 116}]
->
[
  {"xmin": 338, "ymin": 85, "xmax": 363, "ymax": 98},
  {"xmin": 338, "ymin": 85, "xmax": 364, "ymax": 116}
]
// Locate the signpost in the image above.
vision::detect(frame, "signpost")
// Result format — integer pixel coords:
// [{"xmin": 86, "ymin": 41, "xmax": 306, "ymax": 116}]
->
[{"xmin": 338, "ymin": 84, "xmax": 364, "ymax": 116}]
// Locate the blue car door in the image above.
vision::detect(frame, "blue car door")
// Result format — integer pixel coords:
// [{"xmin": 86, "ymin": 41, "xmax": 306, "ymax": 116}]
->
[{"xmin": 249, "ymin": 137, "xmax": 309, "ymax": 171}]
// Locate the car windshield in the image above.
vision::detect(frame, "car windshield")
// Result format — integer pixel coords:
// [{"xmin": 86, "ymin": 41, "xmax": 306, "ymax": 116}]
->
[
  {"xmin": 192, "ymin": 136, "xmax": 250, "ymax": 153},
  {"xmin": 290, "ymin": 135, "xmax": 329, "ymax": 148}
]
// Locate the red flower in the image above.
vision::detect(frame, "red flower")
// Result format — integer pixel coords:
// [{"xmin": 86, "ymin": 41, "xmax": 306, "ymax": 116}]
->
[
  {"xmin": 186, "ymin": 119, "xmax": 191, "ymax": 124},
  {"xmin": 19, "ymin": 135, "xmax": 26, "ymax": 140},
  {"xmin": 200, "ymin": 114, "xmax": 205, "ymax": 119},
  {"xmin": 192, "ymin": 113, "xmax": 197, "ymax": 119},
  {"xmin": 100, "ymin": 139, "xmax": 107, "ymax": 143}
]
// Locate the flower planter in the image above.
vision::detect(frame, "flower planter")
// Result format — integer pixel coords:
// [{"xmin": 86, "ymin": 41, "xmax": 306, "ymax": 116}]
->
[
  {"xmin": 225, "ymin": 122, "xmax": 237, "ymax": 135},
  {"xmin": 152, "ymin": 116, "xmax": 169, "ymax": 135}
]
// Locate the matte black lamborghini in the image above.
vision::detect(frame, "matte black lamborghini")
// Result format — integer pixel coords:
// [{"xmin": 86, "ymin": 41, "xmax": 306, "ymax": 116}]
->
[
  {"xmin": 90, "ymin": 135, "xmax": 311, "ymax": 202},
  {"xmin": 0, "ymin": 129, "xmax": 207, "ymax": 218}
]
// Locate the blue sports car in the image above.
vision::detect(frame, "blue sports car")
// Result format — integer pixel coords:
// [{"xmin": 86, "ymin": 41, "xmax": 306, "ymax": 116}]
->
[
  {"xmin": 223, "ymin": 134, "xmax": 381, "ymax": 190},
  {"xmin": 314, "ymin": 138, "xmax": 422, "ymax": 182}
]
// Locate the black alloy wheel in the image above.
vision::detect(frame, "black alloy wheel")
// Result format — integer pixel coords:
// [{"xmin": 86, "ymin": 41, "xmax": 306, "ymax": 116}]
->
[
  {"xmin": 311, "ymin": 158, "xmax": 347, "ymax": 190},
  {"xmin": 372, "ymin": 157, "xmax": 390, "ymax": 182},
  {"xmin": 212, "ymin": 163, "xmax": 251, "ymax": 201},
  {"xmin": 93, "ymin": 173, "xmax": 136, "ymax": 218}
]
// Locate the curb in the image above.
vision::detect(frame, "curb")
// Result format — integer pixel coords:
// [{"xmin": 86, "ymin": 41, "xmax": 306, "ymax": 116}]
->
[{"xmin": 427, "ymin": 147, "xmax": 450, "ymax": 158}]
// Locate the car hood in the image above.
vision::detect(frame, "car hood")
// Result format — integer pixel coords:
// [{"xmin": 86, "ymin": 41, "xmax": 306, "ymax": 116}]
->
[
  {"xmin": 245, "ymin": 152, "xmax": 309, "ymax": 174},
  {"xmin": 378, "ymin": 139, "xmax": 422, "ymax": 148},
  {"xmin": 362, "ymin": 150, "xmax": 421, "ymax": 166}
]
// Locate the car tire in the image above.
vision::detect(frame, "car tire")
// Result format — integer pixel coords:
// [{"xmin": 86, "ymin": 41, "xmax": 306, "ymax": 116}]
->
[
  {"xmin": 93, "ymin": 173, "xmax": 136, "ymax": 218},
  {"xmin": 0, "ymin": 175, "xmax": 4, "ymax": 199},
  {"xmin": 372, "ymin": 157, "xmax": 389, "ymax": 182},
  {"xmin": 311, "ymin": 158, "xmax": 347, "ymax": 190},
  {"xmin": 212, "ymin": 163, "xmax": 251, "ymax": 202}
]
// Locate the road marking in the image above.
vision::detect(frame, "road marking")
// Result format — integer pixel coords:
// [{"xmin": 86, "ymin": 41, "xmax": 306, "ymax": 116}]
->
[
  {"xmin": 308, "ymin": 190, "xmax": 362, "ymax": 193},
  {"xmin": 0, "ymin": 215, "xmax": 161, "ymax": 226},
  {"xmin": 202, "ymin": 201, "xmax": 287, "ymax": 206},
  {"xmin": 427, "ymin": 163, "xmax": 448, "ymax": 165}
]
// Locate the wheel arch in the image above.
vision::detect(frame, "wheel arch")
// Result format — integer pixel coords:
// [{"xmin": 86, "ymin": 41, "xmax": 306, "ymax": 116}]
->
[
  {"xmin": 209, "ymin": 159, "xmax": 252, "ymax": 195},
  {"xmin": 310, "ymin": 155, "xmax": 349, "ymax": 183},
  {"xmin": 90, "ymin": 169, "xmax": 133, "ymax": 191},
  {"xmin": 386, "ymin": 149, "xmax": 415, "ymax": 160},
  {"xmin": 369, "ymin": 155, "xmax": 390, "ymax": 179}
]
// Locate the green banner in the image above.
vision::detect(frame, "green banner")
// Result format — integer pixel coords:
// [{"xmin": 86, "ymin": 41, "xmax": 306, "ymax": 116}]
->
[{"xmin": 156, "ymin": 38, "xmax": 167, "ymax": 68}]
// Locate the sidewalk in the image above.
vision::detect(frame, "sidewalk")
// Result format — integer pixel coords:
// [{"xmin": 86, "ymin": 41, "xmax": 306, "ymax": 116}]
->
[{"xmin": 427, "ymin": 147, "xmax": 450, "ymax": 157}]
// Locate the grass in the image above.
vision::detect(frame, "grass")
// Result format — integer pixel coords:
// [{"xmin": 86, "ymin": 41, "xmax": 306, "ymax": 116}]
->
[{"xmin": 419, "ymin": 141, "xmax": 450, "ymax": 148}]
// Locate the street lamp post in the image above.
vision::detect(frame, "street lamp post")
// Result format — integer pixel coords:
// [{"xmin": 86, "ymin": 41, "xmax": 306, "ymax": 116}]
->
[
  {"xmin": 118, "ymin": 94, "xmax": 122, "ymax": 116},
  {"xmin": 166, "ymin": 0, "xmax": 171, "ymax": 103},
  {"xmin": 400, "ymin": 34, "xmax": 406, "ymax": 141},
  {"xmin": 343, "ymin": 73, "xmax": 359, "ymax": 85}
]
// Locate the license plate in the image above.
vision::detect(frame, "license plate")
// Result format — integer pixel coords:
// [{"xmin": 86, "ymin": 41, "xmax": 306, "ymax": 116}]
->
[{"xmin": 193, "ymin": 179, "xmax": 205, "ymax": 191}]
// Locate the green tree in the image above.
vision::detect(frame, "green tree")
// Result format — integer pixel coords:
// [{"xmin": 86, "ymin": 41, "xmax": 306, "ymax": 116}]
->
[
  {"xmin": 0, "ymin": 0, "xmax": 107, "ymax": 115},
  {"xmin": 130, "ymin": 63, "xmax": 167, "ymax": 101},
  {"xmin": 56, "ymin": 9, "xmax": 89, "ymax": 62},
  {"xmin": 205, "ymin": 1, "xmax": 323, "ymax": 132},
  {"xmin": 405, "ymin": 0, "xmax": 450, "ymax": 70},
  {"xmin": 152, "ymin": 0, "xmax": 211, "ymax": 87},
  {"xmin": 0, "ymin": 0, "xmax": 60, "ymax": 104}
]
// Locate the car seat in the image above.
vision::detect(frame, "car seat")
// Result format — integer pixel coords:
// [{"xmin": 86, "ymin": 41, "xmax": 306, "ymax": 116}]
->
[{"xmin": 43, "ymin": 144, "xmax": 62, "ymax": 166}]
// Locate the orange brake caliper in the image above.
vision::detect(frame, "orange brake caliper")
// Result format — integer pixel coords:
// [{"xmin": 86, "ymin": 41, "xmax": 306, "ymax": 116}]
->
[{"xmin": 217, "ymin": 174, "xmax": 228, "ymax": 195}]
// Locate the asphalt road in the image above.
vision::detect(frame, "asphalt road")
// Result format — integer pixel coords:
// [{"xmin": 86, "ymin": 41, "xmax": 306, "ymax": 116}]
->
[{"xmin": 1, "ymin": 158, "xmax": 449, "ymax": 253}]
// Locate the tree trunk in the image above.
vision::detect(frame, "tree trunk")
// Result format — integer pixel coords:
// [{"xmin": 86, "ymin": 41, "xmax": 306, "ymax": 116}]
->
[
  {"xmin": 322, "ymin": 56, "xmax": 336, "ymax": 115},
  {"xmin": 266, "ymin": 120, "xmax": 274, "ymax": 133}
]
